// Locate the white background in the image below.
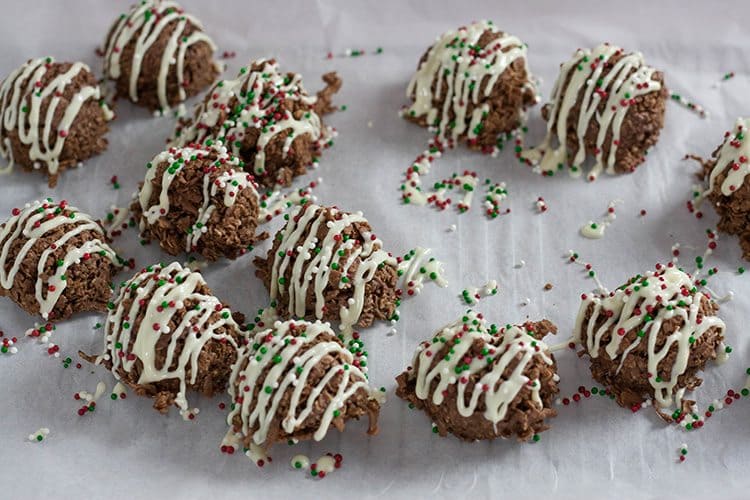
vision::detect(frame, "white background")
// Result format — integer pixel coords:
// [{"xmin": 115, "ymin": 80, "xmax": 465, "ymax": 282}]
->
[{"xmin": 1, "ymin": 1, "xmax": 749, "ymax": 498}]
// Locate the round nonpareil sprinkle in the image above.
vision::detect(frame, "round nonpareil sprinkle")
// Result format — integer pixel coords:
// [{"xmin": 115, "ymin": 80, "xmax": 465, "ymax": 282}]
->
[
  {"xmin": 535, "ymin": 197, "xmax": 548, "ymax": 213},
  {"xmin": 27, "ymin": 428, "xmax": 50, "ymax": 443},
  {"xmin": 677, "ymin": 443, "xmax": 688, "ymax": 463}
]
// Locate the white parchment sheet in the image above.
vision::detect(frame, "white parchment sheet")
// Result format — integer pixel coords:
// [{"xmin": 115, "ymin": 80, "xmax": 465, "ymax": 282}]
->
[{"xmin": 1, "ymin": 1, "xmax": 749, "ymax": 498}]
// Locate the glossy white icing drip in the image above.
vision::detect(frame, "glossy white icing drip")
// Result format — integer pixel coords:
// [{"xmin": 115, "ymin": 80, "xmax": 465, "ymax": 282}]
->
[
  {"xmin": 580, "ymin": 200, "xmax": 619, "ymax": 239},
  {"xmin": 410, "ymin": 310, "xmax": 553, "ymax": 427},
  {"xmin": 522, "ymin": 43, "xmax": 661, "ymax": 179},
  {"xmin": 268, "ymin": 204, "xmax": 395, "ymax": 338},
  {"xmin": 97, "ymin": 262, "xmax": 241, "ymax": 416},
  {"xmin": 703, "ymin": 117, "xmax": 750, "ymax": 197},
  {"xmin": 0, "ymin": 199, "xmax": 119, "ymax": 319},
  {"xmin": 28, "ymin": 428, "xmax": 50, "ymax": 442},
  {"xmin": 172, "ymin": 58, "xmax": 325, "ymax": 178},
  {"xmin": 137, "ymin": 142, "xmax": 259, "ymax": 253},
  {"xmin": 398, "ymin": 247, "xmax": 448, "ymax": 295},
  {"xmin": 462, "ymin": 280, "xmax": 498, "ymax": 305},
  {"xmin": 227, "ymin": 320, "xmax": 372, "ymax": 445},
  {"xmin": 103, "ymin": 0, "xmax": 217, "ymax": 111},
  {"xmin": 572, "ymin": 266, "xmax": 725, "ymax": 408},
  {"xmin": 0, "ymin": 58, "xmax": 111, "ymax": 176},
  {"xmin": 404, "ymin": 20, "xmax": 530, "ymax": 142},
  {"xmin": 76, "ymin": 381, "xmax": 107, "ymax": 404}
]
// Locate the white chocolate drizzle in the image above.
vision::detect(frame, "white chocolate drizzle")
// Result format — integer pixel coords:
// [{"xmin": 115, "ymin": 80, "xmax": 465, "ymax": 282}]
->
[
  {"xmin": 102, "ymin": 0, "xmax": 217, "ymax": 112},
  {"xmin": 76, "ymin": 381, "xmax": 107, "ymax": 404},
  {"xmin": 580, "ymin": 200, "xmax": 619, "ymax": 239},
  {"xmin": 227, "ymin": 319, "xmax": 374, "ymax": 446},
  {"xmin": 95, "ymin": 262, "xmax": 243, "ymax": 416},
  {"xmin": 572, "ymin": 265, "xmax": 726, "ymax": 408},
  {"xmin": 0, "ymin": 57, "xmax": 111, "ymax": 177},
  {"xmin": 701, "ymin": 117, "xmax": 750, "ymax": 197},
  {"xmin": 522, "ymin": 43, "xmax": 661, "ymax": 180},
  {"xmin": 404, "ymin": 20, "xmax": 531, "ymax": 145},
  {"xmin": 102, "ymin": 205, "xmax": 131, "ymax": 239},
  {"xmin": 461, "ymin": 280, "xmax": 498, "ymax": 305},
  {"xmin": 0, "ymin": 199, "xmax": 120, "ymax": 320},
  {"xmin": 291, "ymin": 454, "xmax": 311, "ymax": 470},
  {"xmin": 397, "ymin": 247, "xmax": 448, "ymax": 296},
  {"xmin": 408, "ymin": 310, "xmax": 554, "ymax": 427}
]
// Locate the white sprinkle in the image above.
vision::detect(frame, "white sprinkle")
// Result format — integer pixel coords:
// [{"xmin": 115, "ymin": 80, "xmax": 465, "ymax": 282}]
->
[{"xmin": 28, "ymin": 428, "xmax": 50, "ymax": 443}]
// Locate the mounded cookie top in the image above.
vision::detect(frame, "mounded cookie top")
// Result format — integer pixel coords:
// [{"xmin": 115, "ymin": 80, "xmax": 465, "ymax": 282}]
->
[
  {"xmin": 404, "ymin": 20, "xmax": 536, "ymax": 151},
  {"xmin": 132, "ymin": 141, "xmax": 267, "ymax": 260},
  {"xmin": 702, "ymin": 117, "xmax": 750, "ymax": 197},
  {"xmin": 0, "ymin": 58, "xmax": 112, "ymax": 187},
  {"xmin": 0, "ymin": 199, "xmax": 121, "ymax": 321},
  {"xmin": 695, "ymin": 118, "xmax": 750, "ymax": 260},
  {"xmin": 85, "ymin": 262, "xmax": 246, "ymax": 418},
  {"xmin": 171, "ymin": 58, "xmax": 340, "ymax": 187},
  {"xmin": 226, "ymin": 319, "xmax": 380, "ymax": 450},
  {"xmin": 396, "ymin": 310, "xmax": 559, "ymax": 442},
  {"xmin": 522, "ymin": 43, "xmax": 666, "ymax": 180},
  {"xmin": 573, "ymin": 265, "xmax": 726, "ymax": 409},
  {"xmin": 253, "ymin": 203, "xmax": 399, "ymax": 339},
  {"xmin": 102, "ymin": 0, "xmax": 219, "ymax": 113}
]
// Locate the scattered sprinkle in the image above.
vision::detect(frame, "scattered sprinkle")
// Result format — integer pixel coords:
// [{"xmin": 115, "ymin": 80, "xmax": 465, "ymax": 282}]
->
[
  {"xmin": 670, "ymin": 91, "xmax": 707, "ymax": 118},
  {"xmin": 327, "ymin": 48, "xmax": 383, "ymax": 59},
  {"xmin": 535, "ymin": 197, "xmax": 548, "ymax": 213},
  {"xmin": 74, "ymin": 381, "xmax": 106, "ymax": 417},
  {"xmin": 460, "ymin": 279, "xmax": 498, "ymax": 305},
  {"xmin": 27, "ymin": 428, "xmax": 50, "ymax": 443},
  {"xmin": 259, "ymin": 178, "xmax": 320, "ymax": 224},
  {"xmin": 677, "ymin": 443, "xmax": 688, "ymax": 463},
  {"xmin": 566, "ymin": 250, "xmax": 606, "ymax": 293}
]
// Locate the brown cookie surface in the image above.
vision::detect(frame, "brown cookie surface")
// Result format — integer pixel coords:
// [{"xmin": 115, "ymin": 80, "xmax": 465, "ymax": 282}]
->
[
  {"xmin": 0, "ymin": 199, "xmax": 121, "ymax": 321},
  {"xmin": 101, "ymin": 0, "xmax": 219, "ymax": 113},
  {"xmin": 226, "ymin": 319, "xmax": 379, "ymax": 450},
  {"xmin": 0, "ymin": 58, "xmax": 111, "ymax": 187},
  {"xmin": 573, "ymin": 265, "xmax": 725, "ymax": 411},
  {"xmin": 396, "ymin": 311, "xmax": 559, "ymax": 442},
  {"xmin": 692, "ymin": 118, "xmax": 750, "ymax": 260},
  {"xmin": 81, "ymin": 262, "xmax": 246, "ymax": 416},
  {"xmin": 403, "ymin": 20, "xmax": 536, "ymax": 152},
  {"xmin": 254, "ymin": 204, "xmax": 399, "ymax": 338},
  {"xmin": 523, "ymin": 43, "xmax": 666, "ymax": 180},
  {"xmin": 131, "ymin": 142, "xmax": 267, "ymax": 260}
]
